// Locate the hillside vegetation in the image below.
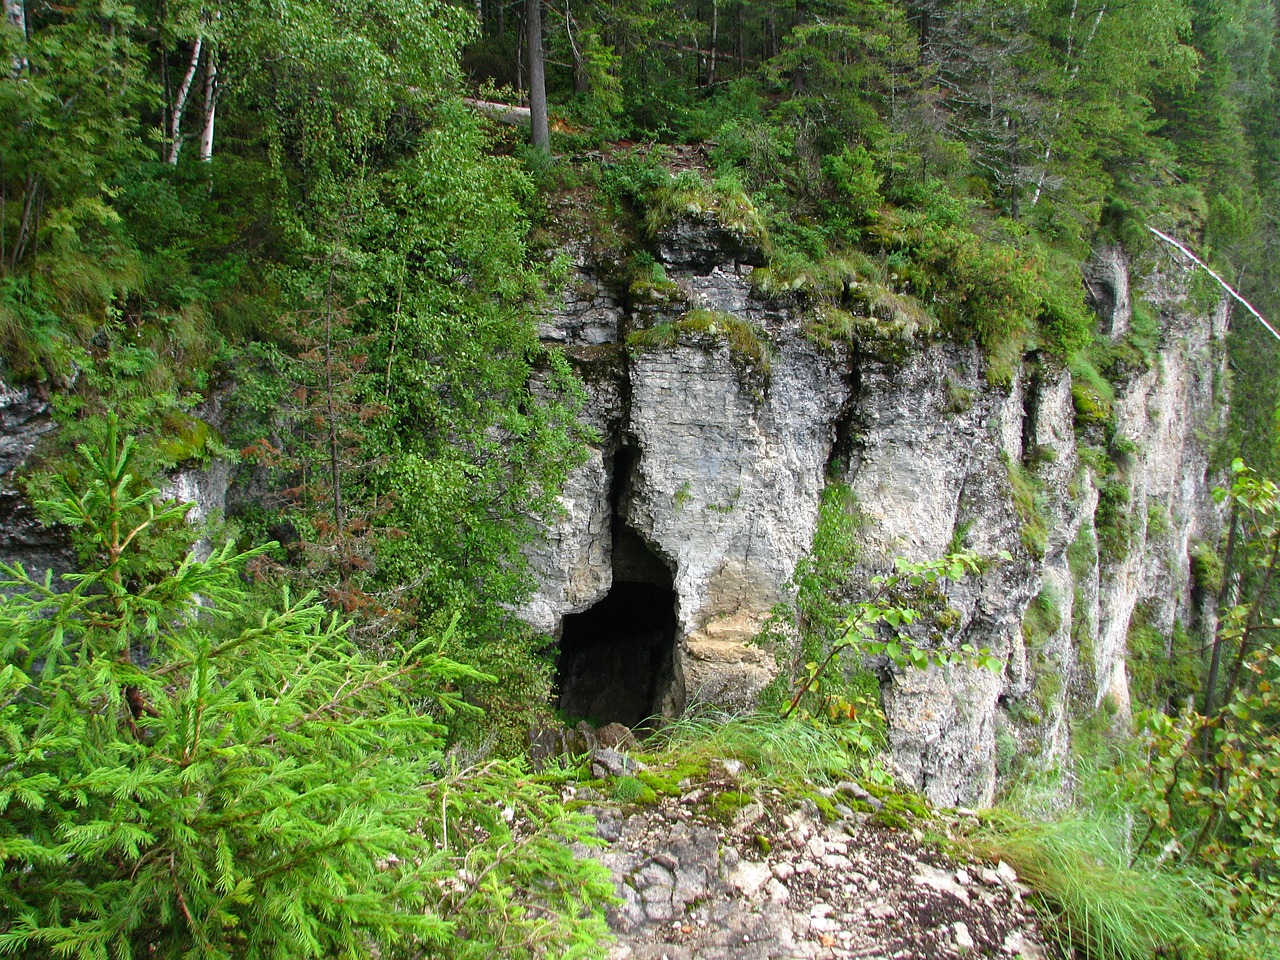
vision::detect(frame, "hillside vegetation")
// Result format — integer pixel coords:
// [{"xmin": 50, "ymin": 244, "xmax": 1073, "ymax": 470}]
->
[{"xmin": 2, "ymin": 0, "xmax": 1279, "ymax": 957}]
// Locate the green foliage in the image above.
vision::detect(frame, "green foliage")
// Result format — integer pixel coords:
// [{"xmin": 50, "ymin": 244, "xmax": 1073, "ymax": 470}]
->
[
  {"xmin": 1023, "ymin": 585, "xmax": 1064, "ymax": 651},
  {"xmin": 1191, "ymin": 540, "xmax": 1226, "ymax": 594},
  {"xmin": 1096, "ymin": 481, "xmax": 1137, "ymax": 565},
  {"xmin": 1147, "ymin": 500, "xmax": 1173, "ymax": 541},
  {"xmin": 0, "ymin": 424, "xmax": 614, "ymax": 959},
  {"xmin": 650, "ymin": 711, "xmax": 872, "ymax": 789},
  {"xmin": 1126, "ymin": 460, "xmax": 1280, "ymax": 943},
  {"xmin": 643, "ymin": 170, "xmax": 767, "ymax": 246},
  {"xmin": 1127, "ymin": 606, "xmax": 1201, "ymax": 712},
  {"xmin": 609, "ymin": 775, "xmax": 658, "ymax": 805},
  {"xmin": 754, "ymin": 485, "xmax": 887, "ymax": 770},
  {"xmin": 1007, "ymin": 457, "xmax": 1050, "ymax": 559},
  {"xmin": 782, "ymin": 549, "xmax": 1006, "ymax": 721},
  {"xmin": 1070, "ymin": 355, "xmax": 1117, "ymax": 432},
  {"xmin": 966, "ymin": 813, "xmax": 1224, "ymax": 960},
  {"xmin": 821, "ymin": 145, "xmax": 884, "ymax": 245}
]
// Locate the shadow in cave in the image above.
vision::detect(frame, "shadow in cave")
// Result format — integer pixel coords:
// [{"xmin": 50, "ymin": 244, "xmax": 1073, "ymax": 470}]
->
[{"xmin": 555, "ymin": 526, "xmax": 680, "ymax": 728}]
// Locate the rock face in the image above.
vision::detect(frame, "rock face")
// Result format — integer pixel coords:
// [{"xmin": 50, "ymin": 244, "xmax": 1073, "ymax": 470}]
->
[
  {"xmin": 0, "ymin": 380, "xmax": 73, "ymax": 582},
  {"xmin": 0, "ymin": 381, "xmax": 234, "ymax": 578},
  {"xmin": 527, "ymin": 210, "xmax": 1228, "ymax": 807}
]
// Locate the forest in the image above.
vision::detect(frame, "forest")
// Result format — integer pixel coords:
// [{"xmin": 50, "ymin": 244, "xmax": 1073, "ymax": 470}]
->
[{"xmin": 1, "ymin": 0, "xmax": 1279, "ymax": 957}]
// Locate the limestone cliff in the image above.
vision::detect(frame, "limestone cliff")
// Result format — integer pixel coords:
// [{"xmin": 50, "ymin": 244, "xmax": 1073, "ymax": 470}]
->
[
  {"xmin": 526, "ymin": 215, "xmax": 1228, "ymax": 807},
  {"xmin": 0, "ymin": 217, "xmax": 1228, "ymax": 810}
]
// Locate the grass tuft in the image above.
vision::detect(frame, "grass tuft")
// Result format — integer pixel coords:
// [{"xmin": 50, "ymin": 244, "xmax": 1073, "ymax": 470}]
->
[
  {"xmin": 966, "ymin": 813, "xmax": 1228, "ymax": 960},
  {"xmin": 649, "ymin": 711, "xmax": 866, "ymax": 787}
]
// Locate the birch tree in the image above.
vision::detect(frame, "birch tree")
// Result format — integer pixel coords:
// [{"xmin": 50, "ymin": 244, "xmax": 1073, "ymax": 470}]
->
[
  {"xmin": 4, "ymin": 0, "xmax": 26, "ymax": 75},
  {"xmin": 166, "ymin": 36, "xmax": 202, "ymax": 163}
]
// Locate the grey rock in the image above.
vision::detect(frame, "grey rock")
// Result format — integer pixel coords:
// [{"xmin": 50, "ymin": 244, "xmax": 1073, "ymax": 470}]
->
[
  {"xmin": 592, "ymin": 747, "xmax": 647, "ymax": 778},
  {"xmin": 526, "ymin": 231, "xmax": 1227, "ymax": 806}
]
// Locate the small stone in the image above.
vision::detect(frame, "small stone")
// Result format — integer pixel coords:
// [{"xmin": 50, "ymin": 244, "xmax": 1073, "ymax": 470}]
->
[
  {"xmin": 979, "ymin": 867, "xmax": 1003, "ymax": 887},
  {"xmin": 597, "ymin": 722, "xmax": 637, "ymax": 750},
  {"xmin": 868, "ymin": 902, "xmax": 895, "ymax": 920},
  {"xmin": 590, "ymin": 747, "xmax": 646, "ymax": 778},
  {"xmin": 1002, "ymin": 931, "xmax": 1048, "ymax": 959},
  {"xmin": 771, "ymin": 862, "xmax": 795, "ymax": 881},
  {"xmin": 955, "ymin": 868, "xmax": 972, "ymax": 886},
  {"xmin": 996, "ymin": 860, "xmax": 1019, "ymax": 886},
  {"xmin": 728, "ymin": 860, "xmax": 772, "ymax": 897},
  {"xmin": 954, "ymin": 922, "xmax": 975, "ymax": 952},
  {"xmin": 766, "ymin": 878, "xmax": 790, "ymax": 904},
  {"xmin": 711, "ymin": 757, "xmax": 744, "ymax": 778}
]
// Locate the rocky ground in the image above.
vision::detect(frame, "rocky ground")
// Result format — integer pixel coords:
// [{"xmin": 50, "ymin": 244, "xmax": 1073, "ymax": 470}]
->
[{"xmin": 570, "ymin": 748, "xmax": 1057, "ymax": 960}]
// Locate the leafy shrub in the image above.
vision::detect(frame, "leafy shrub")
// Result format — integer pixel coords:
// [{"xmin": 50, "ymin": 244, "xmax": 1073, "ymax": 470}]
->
[
  {"xmin": 1127, "ymin": 461, "xmax": 1280, "ymax": 946},
  {"xmin": 821, "ymin": 145, "xmax": 884, "ymax": 244}
]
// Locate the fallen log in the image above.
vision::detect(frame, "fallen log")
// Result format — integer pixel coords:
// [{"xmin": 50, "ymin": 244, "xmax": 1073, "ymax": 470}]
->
[{"xmin": 462, "ymin": 98, "xmax": 531, "ymax": 126}]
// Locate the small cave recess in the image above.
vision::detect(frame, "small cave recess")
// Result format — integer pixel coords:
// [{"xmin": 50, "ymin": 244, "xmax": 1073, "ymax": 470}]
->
[{"xmin": 554, "ymin": 523, "xmax": 682, "ymax": 728}]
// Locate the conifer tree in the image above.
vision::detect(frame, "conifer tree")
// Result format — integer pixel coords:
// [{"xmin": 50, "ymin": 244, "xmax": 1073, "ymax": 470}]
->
[{"xmin": 0, "ymin": 420, "xmax": 613, "ymax": 959}]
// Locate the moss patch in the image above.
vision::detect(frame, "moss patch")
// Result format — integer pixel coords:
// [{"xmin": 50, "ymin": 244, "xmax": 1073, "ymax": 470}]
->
[
  {"xmin": 637, "ymin": 759, "xmax": 709, "ymax": 797},
  {"xmin": 628, "ymin": 309, "xmax": 772, "ymax": 379}
]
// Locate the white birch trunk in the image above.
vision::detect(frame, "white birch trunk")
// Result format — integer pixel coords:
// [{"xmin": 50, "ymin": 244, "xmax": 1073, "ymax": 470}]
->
[
  {"xmin": 5, "ymin": 0, "xmax": 27, "ymax": 76},
  {"xmin": 199, "ymin": 43, "xmax": 218, "ymax": 162},
  {"xmin": 1031, "ymin": 2, "xmax": 1106, "ymax": 207},
  {"xmin": 708, "ymin": 0, "xmax": 718, "ymax": 85},
  {"xmin": 167, "ymin": 36, "xmax": 203, "ymax": 164}
]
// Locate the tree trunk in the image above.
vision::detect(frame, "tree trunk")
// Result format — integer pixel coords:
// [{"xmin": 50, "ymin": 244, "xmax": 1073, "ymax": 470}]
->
[
  {"xmin": 1202, "ymin": 504, "xmax": 1240, "ymax": 720},
  {"xmin": 199, "ymin": 43, "xmax": 218, "ymax": 162},
  {"xmin": 526, "ymin": 0, "xmax": 549, "ymax": 150},
  {"xmin": 168, "ymin": 36, "xmax": 203, "ymax": 164},
  {"xmin": 707, "ymin": 0, "xmax": 718, "ymax": 85},
  {"xmin": 4, "ymin": 0, "xmax": 26, "ymax": 76},
  {"xmin": 565, "ymin": 0, "xmax": 587, "ymax": 93},
  {"xmin": 463, "ymin": 97, "xmax": 532, "ymax": 125}
]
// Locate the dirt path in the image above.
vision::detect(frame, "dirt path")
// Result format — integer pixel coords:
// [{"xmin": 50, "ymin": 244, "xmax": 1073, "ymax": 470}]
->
[{"xmin": 577, "ymin": 773, "xmax": 1056, "ymax": 960}]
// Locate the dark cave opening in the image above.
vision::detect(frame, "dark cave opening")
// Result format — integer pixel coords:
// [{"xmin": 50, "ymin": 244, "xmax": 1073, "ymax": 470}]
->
[{"xmin": 555, "ymin": 525, "xmax": 680, "ymax": 728}]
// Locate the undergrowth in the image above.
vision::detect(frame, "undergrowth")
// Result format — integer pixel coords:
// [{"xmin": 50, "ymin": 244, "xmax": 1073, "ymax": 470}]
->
[
  {"xmin": 647, "ymin": 710, "xmax": 876, "ymax": 788},
  {"xmin": 966, "ymin": 812, "xmax": 1229, "ymax": 960}
]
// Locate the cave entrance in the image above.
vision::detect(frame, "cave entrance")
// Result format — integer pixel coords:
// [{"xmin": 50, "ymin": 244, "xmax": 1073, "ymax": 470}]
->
[{"xmin": 555, "ymin": 524, "xmax": 680, "ymax": 728}]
